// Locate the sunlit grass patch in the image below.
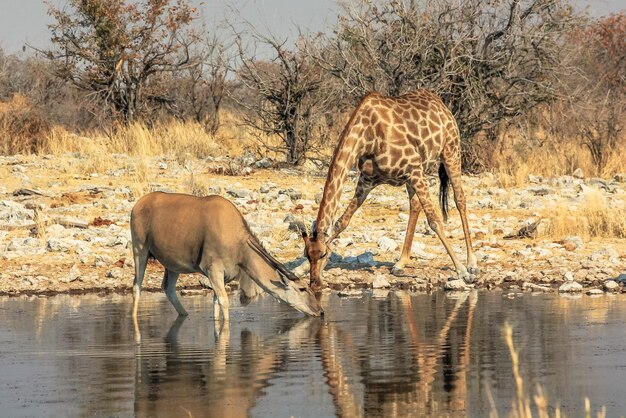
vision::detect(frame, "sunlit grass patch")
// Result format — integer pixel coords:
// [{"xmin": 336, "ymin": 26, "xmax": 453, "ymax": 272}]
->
[{"xmin": 544, "ymin": 190, "xmax": 626, "ymax": 240}]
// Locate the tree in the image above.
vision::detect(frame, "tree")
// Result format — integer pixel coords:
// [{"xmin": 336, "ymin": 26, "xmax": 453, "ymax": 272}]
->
[
  {"xmin": 44, "ymin": 0, "xmax": 198, "ymax": 123},
  {"xmin": 232, "ymin": 29, "xmax": 334, "ymax": 165},
  {"xmin": 308, "ymin": 0, "xmax": 580, "ymax": 169},
  {"xmin": 176, "ymin": 33, "xmax": 231, "ymax": 134},
  {"xmin": 570, "ymin": 13, "xmax": 626, "ymax": 175}
]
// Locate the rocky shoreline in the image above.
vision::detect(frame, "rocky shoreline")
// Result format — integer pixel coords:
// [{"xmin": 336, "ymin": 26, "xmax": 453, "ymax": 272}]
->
[{"xmin": 1, "ymin": 153, "xmax": 625, "ymax": 298}]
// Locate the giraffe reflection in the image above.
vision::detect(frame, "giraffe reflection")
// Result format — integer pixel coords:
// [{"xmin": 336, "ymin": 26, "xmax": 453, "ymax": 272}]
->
[{"xmin": 316, "ymin": 292, "xmax": 477, "ymax": 418}]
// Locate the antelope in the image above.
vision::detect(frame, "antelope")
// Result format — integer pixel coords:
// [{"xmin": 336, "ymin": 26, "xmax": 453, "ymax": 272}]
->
[{"xmin": 130, "ymin": 192, "xmax": 323, "ymax": 331}]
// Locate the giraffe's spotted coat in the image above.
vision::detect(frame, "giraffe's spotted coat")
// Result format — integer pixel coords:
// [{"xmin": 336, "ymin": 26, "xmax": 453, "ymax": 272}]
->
[{"xmin": 303, "ymin": 89, "xmax": 478, "ymax": 289}]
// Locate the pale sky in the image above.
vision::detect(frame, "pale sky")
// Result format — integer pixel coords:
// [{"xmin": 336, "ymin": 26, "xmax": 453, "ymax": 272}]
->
[{"xmin": 0, "ymin": 0, "xmax": 624, "ymax": 54}]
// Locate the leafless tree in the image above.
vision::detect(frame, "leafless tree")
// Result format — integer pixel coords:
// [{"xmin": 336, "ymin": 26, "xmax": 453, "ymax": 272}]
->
[
  {"xmin": 232, "ymin": 27, "xmax": 335, "ymax": 165},
  {"xmin": 182, "ymin": 33, "xmax": 231, "ymax": 134},
  {"xmin": 308, "ymin": 0, "xmax": 580, "ymax": 169},
  {"xmin": 568, "ymin": 13, "xmax": 626, "ymax": 175}
]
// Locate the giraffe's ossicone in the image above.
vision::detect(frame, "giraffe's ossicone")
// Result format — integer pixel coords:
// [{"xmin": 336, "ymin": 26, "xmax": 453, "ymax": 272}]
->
[{"xmin": 302, "ymin": 89, "xmax": 478, "ymax": 290}]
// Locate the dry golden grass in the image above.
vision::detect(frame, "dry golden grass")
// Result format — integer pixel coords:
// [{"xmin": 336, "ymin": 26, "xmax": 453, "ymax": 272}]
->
[
  {"xmin": 491, "ymin": 129, "xmax": 625, "ymax": 188},
  {"xmin": 544, "ymin": 190, "xmax": 626, "ymax": 240}
]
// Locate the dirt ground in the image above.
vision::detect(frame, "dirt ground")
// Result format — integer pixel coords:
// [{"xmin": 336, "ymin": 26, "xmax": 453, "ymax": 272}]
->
[{"xmin": 1, "ymin": 154, "xmax": 625, "ymax": 297}]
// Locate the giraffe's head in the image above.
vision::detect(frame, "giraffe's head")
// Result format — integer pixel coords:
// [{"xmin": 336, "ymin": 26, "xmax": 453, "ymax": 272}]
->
[{"xmin": 302, "ymin": 229, "xmax": 330, "ymax": 291}]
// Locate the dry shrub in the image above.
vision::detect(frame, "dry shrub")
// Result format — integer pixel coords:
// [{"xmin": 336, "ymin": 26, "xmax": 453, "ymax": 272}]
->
[
  {"xmin": 544, "ymin": 190, "xmax": 626, "ymax": 239},
  {"xmin": 0, "ymin": 94, "xmax": 50, "ymax": 154}
]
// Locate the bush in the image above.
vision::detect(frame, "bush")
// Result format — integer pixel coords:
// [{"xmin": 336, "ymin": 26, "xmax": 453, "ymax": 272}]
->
[{"xmin": 0, "ymin": 94, "xmax": 50, "ymax": 155}]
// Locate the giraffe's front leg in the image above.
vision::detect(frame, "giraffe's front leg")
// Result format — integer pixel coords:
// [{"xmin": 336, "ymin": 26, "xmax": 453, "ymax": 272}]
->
[{"xmin": 329, "ymin": 175, "xmax": 373, "ymax": 242}]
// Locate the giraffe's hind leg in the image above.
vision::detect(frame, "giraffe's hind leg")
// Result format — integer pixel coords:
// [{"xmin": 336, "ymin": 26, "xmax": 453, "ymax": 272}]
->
[
  {"xmin": 409, "ymin": 168, "xmax": 471, "ymax": 282},
  {"xmin": 442, "ymin": 155, "xmax": 478, "ymax": 277},
  {"xmin": 392, "ymin": 185, "xmax": 422, "ymax": 276}
]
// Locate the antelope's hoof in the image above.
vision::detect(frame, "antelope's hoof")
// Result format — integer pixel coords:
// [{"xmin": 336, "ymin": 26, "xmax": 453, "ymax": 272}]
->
[{"xmin": 468, "ymin": 266, "xmax": 480, "ymax": 275}]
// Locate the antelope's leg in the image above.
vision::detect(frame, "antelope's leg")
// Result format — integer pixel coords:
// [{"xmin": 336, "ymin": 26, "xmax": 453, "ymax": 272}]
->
[{"xmin": 162, "ymin": 269, "xmax": 188, "ymax": 316}]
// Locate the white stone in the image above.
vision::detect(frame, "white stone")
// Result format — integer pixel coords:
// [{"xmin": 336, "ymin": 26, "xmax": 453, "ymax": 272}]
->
[
  {"xmin": 377, "ymin": 236, "xmax": 398, "ymax": 253},
  {"xmin": 558, "ymin": 281, "xmax": 583, "ymax": 293},
  {"xmin": 587, "ymin": 288, "xmax": 604, "ymax": 296},
  {"xmin": 372, "ymin": 275, "xmax": 390, "ymax": 289},
  {"xmin": 445, "ymin": 279, "xmax": 469, "ymax": 291},
  {"xmin": 604, "ymin": 280, "xmax": 620, "ymax": 291}
]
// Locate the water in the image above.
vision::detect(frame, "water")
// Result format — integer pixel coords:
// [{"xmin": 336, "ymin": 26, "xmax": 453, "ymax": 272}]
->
[{"xmin": 1, "ymin": 290, "xmax": 625, "ymax": 417}]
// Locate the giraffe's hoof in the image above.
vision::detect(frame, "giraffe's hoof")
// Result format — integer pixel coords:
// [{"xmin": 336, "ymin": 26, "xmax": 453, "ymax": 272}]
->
[
  {"xmin": 463, "ymin": 273, "xmax": 477, "ymax": 284},
  {"xmin": 391, "ymin": 266, "xmax": 406, "ymax": 276}
]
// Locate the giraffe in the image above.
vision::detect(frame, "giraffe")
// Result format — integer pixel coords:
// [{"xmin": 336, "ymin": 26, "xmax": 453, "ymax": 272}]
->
[{"xmin": 301, "ymin": 89, "xmax": 478, "ymax": 289}]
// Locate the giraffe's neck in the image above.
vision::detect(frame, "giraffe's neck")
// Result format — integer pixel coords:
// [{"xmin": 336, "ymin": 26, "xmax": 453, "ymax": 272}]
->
[
  {"xmin": 315, "ymin": 148, "xmax": 356, "ymax": 239},
  {"xmin": 315, "ymin": 94, "xmax": 376, "ymax": 242}
]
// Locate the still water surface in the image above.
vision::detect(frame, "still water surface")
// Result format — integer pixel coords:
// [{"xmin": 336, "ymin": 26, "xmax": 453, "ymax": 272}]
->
[{"xmin": 1, "ymin": 290, "xmax": 625, "ymax": 417}]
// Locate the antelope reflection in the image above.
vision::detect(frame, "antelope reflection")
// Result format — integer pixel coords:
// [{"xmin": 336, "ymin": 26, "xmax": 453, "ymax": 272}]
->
[
  {"xmin": 134, "ymin": 315, "xmax": 317, "ymax": 418},
  {"xmin": 316, "ymin": 291, "xmax": 477, "ymax": 418}
]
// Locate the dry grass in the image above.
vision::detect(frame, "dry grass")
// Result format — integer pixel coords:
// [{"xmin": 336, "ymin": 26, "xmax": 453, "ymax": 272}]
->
[
  {"xmin": 490, "ymin": 323, "xmax": 606, "ymax": 418},
  {"xmin": 0, "ymin": 94, "xmax": 50, "ymax": 154},
  {"xmin": 544, "ymin": 190, "xmax": 626, "ymax": 240},
  {"xmin": 491, "ymin": 129, "xmax": 625, "ymax": 188}
]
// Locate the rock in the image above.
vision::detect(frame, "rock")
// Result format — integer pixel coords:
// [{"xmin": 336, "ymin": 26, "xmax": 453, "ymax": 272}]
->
[
  {"xmin": 445, "ymin": 279, "xmax": 469, "ymax": 291},
  {"xmin": 523, "ymin": 282, "xmax": 551, "ymax": 292},
  {"xmin": 226, "ymin": 188, "xmax": 250, "ymax": 199},
  {"xmin": 158, "ymin": 161, "xmax": 168, "ymax": 170},
  {"xmin": 615, "ymin": 273, "xmax": 626, "ymax": 284},
  {"xmin": 372, "ymin": 275, "xmax": 390, "ymax": 289},
  {"xmin": 563, "ymin": 271, "xmax": 575, "ymax": 282},
  {"xmin": 357, "ymin": 252, "xmax": 376, "ymax": 266},
  {"xmin": 527, "ymin": 186, "xmax": 552, "ymax": 196},
  {"xmin": 106, "ymin": 267, "xmax": 124, "ymax": 279},
  {"xmin": 0, "ymin": 200, "xmax": 34, "ymax": 222},
  {"xmin": 558, "ymin": 281, "xmax": 582, "ymax": 293},
  {"xmin": 59, "ymin": 264, "xmax": 81, "ymax": 283},
  {"xmin": 587, "ymin": 288, "xmax": 603, "ymax": 296},
  {"xmin": 329, "ymin": 252, "xmax": 343, "ymax": 263},
  {"xmin": 377, "ymin": 236, "xmax": 398, "ymax": 252},
  {"xmin": 334, "ymin": 237, "xmax": 354, "ymax": 248},
  {"xmin": 260, "ymin": 182, "xmax": 277, "ymax": 193},
  {"xmin": 337, "ymin": 289, "xmax": 362, "ymax": 298},
  {"xmin": 94, "ymin": 254, "xmax": 114, "ymax": 267},
  {"xmin": 589, "ymin": 247, "xmax": 619, "ymax": 262},
  {"xmin": 604, "ymin": 280, "xmax": 619, "ymax": 291},
  {"xmin": 198, "ymin": 276, "xmax": 212, "ymax": 289},
  {"xmin": 563, "ymin": 236, "xmax": 583, "ymax": 251},
  {"xmin": 255, "ymin": 158, "xmax": 272, "ymax": 169},
  {"xmin": 47, "ymin": 238, "xmax": 71, "ymax": 252},
  {"xmin": 572, "ymin": 168, "xmax": 584, "ymax": 179}
]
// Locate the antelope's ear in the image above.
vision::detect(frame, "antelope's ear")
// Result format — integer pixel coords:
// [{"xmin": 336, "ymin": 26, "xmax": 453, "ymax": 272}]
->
[{"xmin": 312, "ymin": 230, "xmax": 318, "ymax": 240}]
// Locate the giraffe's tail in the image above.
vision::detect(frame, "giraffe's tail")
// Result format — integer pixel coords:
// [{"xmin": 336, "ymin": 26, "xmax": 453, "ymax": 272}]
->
[{"xmin": 438, "ymin": 162, "xmax": 449, "ymax": 222}]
